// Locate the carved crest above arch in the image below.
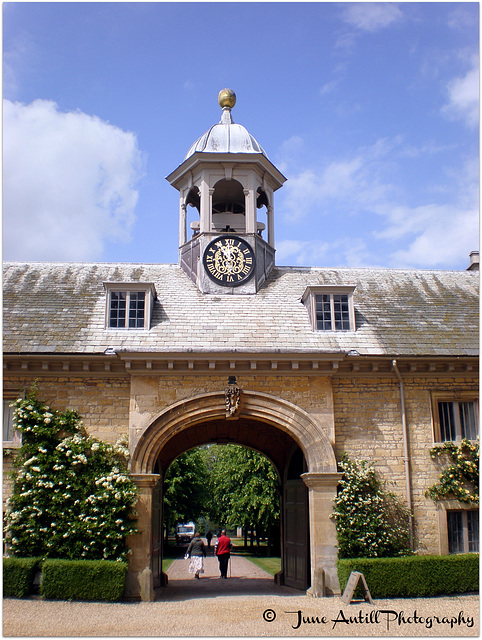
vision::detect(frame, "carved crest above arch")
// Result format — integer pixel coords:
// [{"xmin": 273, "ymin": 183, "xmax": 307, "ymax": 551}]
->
[{"xmin": 130, "ymin": 390, "xmax": 337, "ymax": 475}]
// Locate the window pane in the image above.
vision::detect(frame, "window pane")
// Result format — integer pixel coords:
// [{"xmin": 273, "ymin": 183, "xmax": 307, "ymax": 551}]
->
[
  {"xmin": 128, "ymin": 292, "xmax": 145, "ymax": 328},
  {"xmin": 3, "ymin": 400, "xmax": 15, "ymax": 441},
  {"xmin": 110, "ymin": 291, "xmax": 126, "ymax": 328},
  {"xmin": 438, "ymin": 402, "xmax": 456, "ymax": 442},
  {"xmin": 467, "ymin": 511, "xmax": 479, "ymax": 552},
  {"xmin": 315, "ymin": 294, "xmax": 332, "ymax": 330},
  {"xmin": 459, "ymin": 402, "xmax": 478, "ymax": 440},
  {"xmin": 447, "ymin": 511, "xmax": 464, "ymax": 553},
  {"xmin": 333, "ymin": 294, "xmax": 350, "ymax": 330}
]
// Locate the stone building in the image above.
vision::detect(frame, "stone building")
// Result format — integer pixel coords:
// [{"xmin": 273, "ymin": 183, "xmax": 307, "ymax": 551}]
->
[{"xmin": 3, "ymin": 90, "xmax": 479, "ymax": 600}]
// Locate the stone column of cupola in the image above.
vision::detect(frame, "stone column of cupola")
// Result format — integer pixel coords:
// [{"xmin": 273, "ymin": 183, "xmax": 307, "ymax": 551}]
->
[
  {"xmin": 244, "ymin": 173, "xmax": 258, "ymax": 234},
  {"xmin": 199, "ymin": 179, "xmax": 211, "ymax": 233},
  {"xmin": 179, "ymin": 202, "xmax": 187, "ymax": 246},
  {"xmin": 267, "ymin": 205, "xmax": 275, "ymax": 248}
]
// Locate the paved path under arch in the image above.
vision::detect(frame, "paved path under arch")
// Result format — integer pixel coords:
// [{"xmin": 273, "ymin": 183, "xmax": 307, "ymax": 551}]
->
[{"xmin": 159, "ymin": 552, "xmax": 302, "ymax": 600}]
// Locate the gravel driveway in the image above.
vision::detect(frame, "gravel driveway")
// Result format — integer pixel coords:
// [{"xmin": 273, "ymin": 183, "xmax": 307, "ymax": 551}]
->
[{"xmin": 3, "ymin": 554, "xmax": 479, "ymax": 637}]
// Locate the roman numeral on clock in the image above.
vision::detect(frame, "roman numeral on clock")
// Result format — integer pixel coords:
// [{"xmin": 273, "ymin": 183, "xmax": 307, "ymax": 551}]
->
[{"xmin": 203, "ymin": 236, "xmax": 255, "ymax": 287}]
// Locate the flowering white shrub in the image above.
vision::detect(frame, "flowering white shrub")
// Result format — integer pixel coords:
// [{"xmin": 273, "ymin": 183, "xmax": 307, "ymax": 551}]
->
[
  {"xmin": 330, "ymin": 453, "xmax": 412, "ymax": 559},
  {"xmin": 4, "ymin": 389, "xmax": 138, "ymax": 562},
  {"xmin": 426, "ymin": 438, "xmax": 479, "ymax": 505}
]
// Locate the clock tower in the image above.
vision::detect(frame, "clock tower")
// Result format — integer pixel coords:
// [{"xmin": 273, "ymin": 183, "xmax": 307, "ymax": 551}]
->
[{"xmin": 166, "ymin": 89, "xmax": 286, "ymax": 294}]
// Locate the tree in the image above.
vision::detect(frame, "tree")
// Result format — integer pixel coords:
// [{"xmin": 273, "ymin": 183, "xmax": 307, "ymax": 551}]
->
[
  {"xmin": 425, "ymin": 438, "xmax": 479, "ymax": 505},
  {"xmin": 208, "ymin": 444, "xmax": 280, "ymax": 547},
  {"xmin": 163, "ymin": 448, "xmax": 211, "ymax": 540},
  {"xmin": 4, "ymin": 389, "xmax": 138, "ymax": 562},
  {"xmin": 331, "ymin": 453, "xmax": 412, "ymax": 559}
]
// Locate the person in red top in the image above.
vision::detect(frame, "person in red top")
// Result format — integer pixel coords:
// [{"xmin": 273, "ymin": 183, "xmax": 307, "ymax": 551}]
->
[{"xmin": 214, "ymin": 529, "xmax": 232, "ymax": 578}]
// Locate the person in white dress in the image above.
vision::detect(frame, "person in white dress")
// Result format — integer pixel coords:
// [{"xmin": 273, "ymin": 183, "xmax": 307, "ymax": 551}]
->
[{"xmin": 186, "ymin": 532, "xmax": 206, "ymax": 579}]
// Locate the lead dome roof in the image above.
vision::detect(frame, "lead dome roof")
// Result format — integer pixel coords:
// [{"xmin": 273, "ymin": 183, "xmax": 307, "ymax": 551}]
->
[{"xmin": 184, "ymin": 90, "xmax": 268, "ymax": 159}]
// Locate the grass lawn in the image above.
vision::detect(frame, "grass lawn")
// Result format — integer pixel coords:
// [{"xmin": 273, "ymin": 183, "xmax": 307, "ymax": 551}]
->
[
  {"xmin": 231, "ymin": 540, "xmax": 281, "ymax": 576},
  {"xmin": 240, "ymin": 554, "xmax": 281, "ymax": 576},
  {"xmin": 162, "ymin": 540, "xmax": 183, "ymax": 572},
  {"xmin": 162, "ymin": 557, "xmax": 175, "ymax": 572}
]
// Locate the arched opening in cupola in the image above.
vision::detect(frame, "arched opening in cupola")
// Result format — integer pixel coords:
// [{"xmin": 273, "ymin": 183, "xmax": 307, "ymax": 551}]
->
[
  {"xmin": 256, "ymin": 187, "xmax": 269, "ymax": 237},
  {"xmin": 211, "ymin": 178, "xmax": 246, "ymax": 233},
  {"xmin": 185, "ymin": 186, "xmax": 201, "ymax": 236}
]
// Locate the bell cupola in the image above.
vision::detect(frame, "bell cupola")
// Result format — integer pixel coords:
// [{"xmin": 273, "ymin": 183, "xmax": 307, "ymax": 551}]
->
[{"xmin": 166, "ymin": 89, "xmax": 286, "ymax": 294}]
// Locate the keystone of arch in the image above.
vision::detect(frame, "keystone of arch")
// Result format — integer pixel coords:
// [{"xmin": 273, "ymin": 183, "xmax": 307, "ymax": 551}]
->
[{"xmin": 130, "ymin": 390, "xmax": 337, "ymax": 475}]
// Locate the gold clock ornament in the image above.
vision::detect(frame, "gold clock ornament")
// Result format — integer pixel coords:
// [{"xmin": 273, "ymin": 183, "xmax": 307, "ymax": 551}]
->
[{"xmin": 203, "ymin": 236, "xmax": 255, "ymax": 286}]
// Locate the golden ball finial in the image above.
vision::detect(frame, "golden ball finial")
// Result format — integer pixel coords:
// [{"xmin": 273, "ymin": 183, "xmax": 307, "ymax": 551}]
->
[{"xmin": 218, "ymin": 88, "xmax": 236, "ymax": 109}]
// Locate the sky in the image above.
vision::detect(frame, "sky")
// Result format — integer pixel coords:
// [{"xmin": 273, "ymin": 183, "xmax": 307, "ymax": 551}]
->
[{"xmin": 3, "ymin": 2, "xmax": 479, "ymax": 270}]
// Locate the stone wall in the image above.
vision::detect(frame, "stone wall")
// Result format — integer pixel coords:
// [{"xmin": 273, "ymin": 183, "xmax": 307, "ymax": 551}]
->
[
  {"xmin": 3, "ymin": 375, "xmax": 131, "ymax": 443},
  {"xmin": 333, "ymin": 374, "xmax": 479, "ymax": 554},
  {"xmin": 3, "ymin": 370, "xmax": 478, "ymax": 561}
]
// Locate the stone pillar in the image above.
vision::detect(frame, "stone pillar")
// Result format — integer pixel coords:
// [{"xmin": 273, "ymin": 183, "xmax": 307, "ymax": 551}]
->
[
  {"xmin": 179, "ymin": 202, "xmax": 187, "ymax": 246},
  {"xmin": 302, "ymin": 472, "xmax": 342, "ymax": 597},
  {"xmin": 208, "ymin": 188, "xmax": 215, "ymax": 231},
  {"xmin": 267, "ymin": 205, "xmax": 274, "ymax": 248},
  {"xmin": 244, "ymin": 186, "xmax": 256, "ymax": 233},
  {"xmin": 199, "ymin": 180, "xmax": 211, "ymax": 233},
  {"xmin": 125, "ymin": 473, "xmax": 161, "ymax": 601}
]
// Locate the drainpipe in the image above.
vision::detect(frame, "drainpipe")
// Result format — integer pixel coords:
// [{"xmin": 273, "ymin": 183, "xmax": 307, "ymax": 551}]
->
[{"xmin": 392, "ymin": 359, "xmax": 414, "ymax": 550}]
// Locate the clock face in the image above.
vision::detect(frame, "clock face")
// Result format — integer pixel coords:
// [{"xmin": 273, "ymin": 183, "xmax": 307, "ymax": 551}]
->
[{"xmin": 203, "ymin": 236, "xmax": 256, "ymax": 287}]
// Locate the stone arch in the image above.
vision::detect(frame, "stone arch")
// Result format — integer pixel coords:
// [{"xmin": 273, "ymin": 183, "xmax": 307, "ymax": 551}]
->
[{"xmin": 131, "ymin": 389, "xmax": 337, "ymax": 475}]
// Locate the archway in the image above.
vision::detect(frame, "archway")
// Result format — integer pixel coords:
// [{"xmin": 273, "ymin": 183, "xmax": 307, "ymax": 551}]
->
[
  {"xmin": 127, "ymin": 390, "xmax": 341, "ymax": 601},
  {"xmin": 162, "ymin": 441, "xmax": 284, "ymax": 585}
]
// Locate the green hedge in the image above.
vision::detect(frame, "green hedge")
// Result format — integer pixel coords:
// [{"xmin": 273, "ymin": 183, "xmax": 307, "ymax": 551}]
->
[
  {"xmin": 3, "ymin": 557, "xmax": 42, "ymax": 598},
  {"xmin": 41, "ymin": 559, "xmax": 128, "ymax": 601},
  {"xmin": 338, "ymin": 554, "xmax": 479, "ymax": 598}
]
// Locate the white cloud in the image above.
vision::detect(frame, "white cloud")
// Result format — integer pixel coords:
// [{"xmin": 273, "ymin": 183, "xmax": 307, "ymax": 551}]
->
[
  {"xmin": 276, "ymin": 237, "xmax": 373, "ymax": 268},
  {"xmin": 319, "ymin": 80, "xmax": 339, "ymax": 96},
  {"xmin": 388, "ymin": 205, "xmax": 478, "ymax": 267},
  {"xmin": 3, "ymin": 99, "xmax": 143, "ymax": 261},
  {"xmin": 442, "ymin": 59, "xmax": 479, "ymax": 128},
  {"xmin": 275, "ymin": 240, "xmax": 311, "ymax": 264},
  {"xmin": 276, "ymin": 135, "xmax": 304, "ymax": 173},
  {"xmin": 279, "ymin": 140, "xmax": 394, "ymax": 223},
  {"xmin": 277, "ymin": 138, "xmax": 478, "ymax": 269},
  {"xmin": 447, "ymin": 6, "xmax": 477, "ymax": 31},
  {"xmin": 378, "ymin": 158, "xmax": 479, "ymax": 267},
  {"xmin": 3, "ymin": 32, "xmax": 36, "ymax": 100},
  {"xmin": 342, "ymin": 3, "xmax": 403, "ymax": 32}
]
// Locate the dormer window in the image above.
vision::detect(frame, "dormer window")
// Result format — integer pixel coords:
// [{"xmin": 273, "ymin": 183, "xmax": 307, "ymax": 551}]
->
[
  {"xmin": 104, "ymin": 283, "xmax": 156, "ymax": 330},
  {"xmin": 302, "ymin": 285, "xmax": 356, "ymax": 332}
]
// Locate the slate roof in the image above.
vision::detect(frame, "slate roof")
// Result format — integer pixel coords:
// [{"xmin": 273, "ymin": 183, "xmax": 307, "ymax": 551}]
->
[{"xmin": 3, "ymin": 261, "xmax": 479, "ymax": 357}]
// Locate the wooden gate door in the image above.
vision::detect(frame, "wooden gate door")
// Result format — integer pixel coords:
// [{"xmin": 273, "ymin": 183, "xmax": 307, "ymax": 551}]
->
[
  {"xmin": 284, "ymin": 478, "xmax": 309, "ymax": 589},
  {"xmin": 152, "ymin": 482, "xmax": 162, "ymax": 589}
]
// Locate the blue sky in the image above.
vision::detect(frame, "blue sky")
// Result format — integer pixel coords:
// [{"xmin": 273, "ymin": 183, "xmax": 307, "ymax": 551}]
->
[{"xmin": 3, "ymin": 2, "xmax": 479, "ymax": 270}]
